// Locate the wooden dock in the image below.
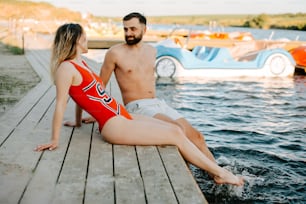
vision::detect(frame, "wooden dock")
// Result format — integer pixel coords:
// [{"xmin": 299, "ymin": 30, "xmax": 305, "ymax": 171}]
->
[
  {"xmin": 0, "ymin": 34, "xmax": 208, "ymax": 204},
  {"xmin": 88, "ymin": 36, "xmax": 164, "ymax": 49},
  {"xmin": 88, "ymin": 35, "xmax": 306, "ymax": 51}
]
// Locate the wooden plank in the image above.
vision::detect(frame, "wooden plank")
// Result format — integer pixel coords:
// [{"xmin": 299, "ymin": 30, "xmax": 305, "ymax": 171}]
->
[
  {"xmin": 113, "ymin": 145, "xmax": 146, "ymax": 204},
  {"xmin": 136, "ymin": 146, "xmax": 177, "ymax": 204},
  {"xmin": 19, "ymin": 99, "xmax": 75, "ymax": 204},
  {"xmin": 158, "ymin": 146, "xmax": 208, "ymax": 204},
  {"xmin": 51, "ymin": 122, "xmax": 93, "ymax": 204},
  {"xmin": 25, "ymin": 49, "xmax": 51, "ymax": 82},
  {"xmin": 0, "ymin": 87, "xmax": 56, "ymax": 204},
  {"xmin": 0, "ymin": 48, "xmax": 51, "ymax": 144},
  {"xmin": 0, "ymin": 48, "xmax": 52, "ymax": 143},
  {"xmin": 84, "ymin": 125, "xmax": 114, "ymax": 204},
  {"xmin": 0, "ymin": 82, "xmax": 50, "ymax": 144},
  {"xmin": 87, "ymin": 37, "xmax": 160, "ymax": 49},
  {"xmin": 88, "ymin": 38, "xmax": 123, "ymax": 49}
]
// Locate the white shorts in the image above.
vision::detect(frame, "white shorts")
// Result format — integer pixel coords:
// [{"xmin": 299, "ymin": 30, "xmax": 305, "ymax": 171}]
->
[{"xmin": 125, "ymin": 98, "xmax": 182, "ymax": 120}]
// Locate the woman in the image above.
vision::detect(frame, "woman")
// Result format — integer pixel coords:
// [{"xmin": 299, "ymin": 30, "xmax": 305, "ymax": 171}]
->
[{"xmin": 35, "ymin": 23, "xmax": 244, "ymax": 186}]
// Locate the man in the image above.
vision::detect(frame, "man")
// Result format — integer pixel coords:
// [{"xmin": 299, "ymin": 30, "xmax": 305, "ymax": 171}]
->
[{"xmin": 99, "ymin": 12, "xmax": 215, "ymax": 162}]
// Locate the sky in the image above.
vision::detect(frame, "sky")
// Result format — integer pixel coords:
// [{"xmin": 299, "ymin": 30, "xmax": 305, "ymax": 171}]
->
[{"xmin": 31, "ymin": 0, "xmax": 306, "ymax": 17}]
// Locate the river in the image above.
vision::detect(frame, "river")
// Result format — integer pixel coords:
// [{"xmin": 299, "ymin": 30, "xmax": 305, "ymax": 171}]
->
[{"xmin": 156, "ymin": 75, "xmax": 305, "ymax": 203}]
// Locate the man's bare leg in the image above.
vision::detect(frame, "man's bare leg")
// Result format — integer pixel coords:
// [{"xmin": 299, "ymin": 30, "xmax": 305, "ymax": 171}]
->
[{"xmin": 154, "ymin": 114, "xmax": 216, "ymax": 163}]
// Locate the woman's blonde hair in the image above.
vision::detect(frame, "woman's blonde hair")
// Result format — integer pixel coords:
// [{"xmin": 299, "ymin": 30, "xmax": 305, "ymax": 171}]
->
[{"xmin": 50, "ymin": 23, "xmax": 83, "ymax": 83}]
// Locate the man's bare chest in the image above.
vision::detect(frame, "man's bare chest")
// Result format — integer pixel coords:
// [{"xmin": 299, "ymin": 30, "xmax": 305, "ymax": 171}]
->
[{"xmin": 118, "ymin": 56, "xmax": 154, "ymax": 73}]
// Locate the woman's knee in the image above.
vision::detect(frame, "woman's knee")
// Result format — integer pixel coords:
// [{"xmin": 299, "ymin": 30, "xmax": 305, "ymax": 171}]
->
[{"xmin": 168, "ymin": 125, "xmax": 187, "ymax": 145}]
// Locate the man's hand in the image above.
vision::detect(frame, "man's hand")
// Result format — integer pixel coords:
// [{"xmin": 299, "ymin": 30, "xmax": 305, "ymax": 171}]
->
[
  {"xmin": 63, "ymin": 121, "xmax": 81, "ymax": 127},
  {"xmin": 81, "ymin": 116, "xmax": 96, "ymax": 124}
]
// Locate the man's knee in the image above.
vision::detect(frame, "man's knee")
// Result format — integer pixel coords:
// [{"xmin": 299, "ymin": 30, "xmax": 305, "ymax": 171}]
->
[
  {"xmin": 173, "ymin": 121, "xmax": 186, "ymax": 134},
  {"xmin": 176, "ymin": 118, "xmax": 204, "ymax": 140}
]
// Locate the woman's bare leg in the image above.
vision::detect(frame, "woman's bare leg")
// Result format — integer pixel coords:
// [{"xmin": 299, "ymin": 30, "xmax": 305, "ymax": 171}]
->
[{"xmin": 102, "ymin": 116, "xmax": 244, "ymax": 186}]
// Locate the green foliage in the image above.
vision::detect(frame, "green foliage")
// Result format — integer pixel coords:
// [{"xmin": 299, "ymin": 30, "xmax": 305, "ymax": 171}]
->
[
  {"xmin": 267, "ymin": 13, "xmax": 306, "ymax": 31},
  {"xmin": 0, "ymin": 34, "xmax": 24, "ymax": 55},
  {"xmin": 271, "ymin": 24, "xmax": 306, "ymax": 31},
  {"xmin": 243, "ymin": 14, "xmax": 270, "ymax": 29},
  {"xmin": 7, "ymin": 45, "xmax": 24, "ymax": 55},
  {"xmin": 146, "ymin": 13, "xmax": 306, "ymax": 31}
]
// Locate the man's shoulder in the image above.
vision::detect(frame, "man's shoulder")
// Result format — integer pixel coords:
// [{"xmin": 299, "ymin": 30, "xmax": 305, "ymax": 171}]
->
[
  {"xmin": 105, "ymin": 43, "xmax": 126, "ymax": 59},
  {"xmin": 144, "ymin": 43, "xmax": 157, "ymax": 54},
  {"xmin": 144, "ymin": 42, "xmax": 156, "ymax": 49},
  {"xmin": 109, "ymin": 43, "xmax": 125, "ymax": 52}
]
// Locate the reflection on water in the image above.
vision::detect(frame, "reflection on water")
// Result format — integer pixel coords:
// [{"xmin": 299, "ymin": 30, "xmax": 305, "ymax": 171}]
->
[{"xmin": 156, "ymin": 75, "xmax": 306, "ymax": 203}]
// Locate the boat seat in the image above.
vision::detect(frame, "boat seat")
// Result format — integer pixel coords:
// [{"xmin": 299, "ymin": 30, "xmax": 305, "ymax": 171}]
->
[{"xmin": 192, "ymin": 46, "xmax": 209, "ymax": 60}]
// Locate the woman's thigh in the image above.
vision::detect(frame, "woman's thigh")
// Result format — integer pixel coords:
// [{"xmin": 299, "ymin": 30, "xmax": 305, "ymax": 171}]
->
[{"xmin": 101, "ymin": 116, "xmax": 183, "ymax": 146}]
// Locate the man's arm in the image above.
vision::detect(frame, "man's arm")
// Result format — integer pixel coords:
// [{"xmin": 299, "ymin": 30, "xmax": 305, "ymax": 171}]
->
[{"xmin": 99, "ymin": 49, "xmax": 117, "ymax": 86}]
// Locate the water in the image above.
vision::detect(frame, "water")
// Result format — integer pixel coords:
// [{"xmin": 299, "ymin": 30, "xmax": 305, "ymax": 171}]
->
[
  {"xmin": 156, "ymin": 76, "xmax": 306, "ymax": 203},
  {"xmin": 86, "ymin": 27, "xmax": 306, "ymax": 203}
]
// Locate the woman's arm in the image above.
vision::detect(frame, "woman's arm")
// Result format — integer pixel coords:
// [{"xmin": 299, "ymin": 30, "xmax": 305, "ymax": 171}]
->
[{"xmin": 35, "ymin": 63, "xmax": 73, "ymax": 151}]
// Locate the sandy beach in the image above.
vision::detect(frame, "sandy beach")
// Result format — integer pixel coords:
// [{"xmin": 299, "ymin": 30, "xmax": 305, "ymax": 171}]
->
[{"xmin": 0, "ymin": 43, "xmax": 40, "ymax": 116}]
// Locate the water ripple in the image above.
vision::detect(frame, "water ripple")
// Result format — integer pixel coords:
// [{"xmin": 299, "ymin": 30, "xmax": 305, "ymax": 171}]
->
[
  {"xmin": 157, "ymin": 75, "xmax": 306, "ymax": 203},
  {"xmin": 191, "ymin": 147, "xmax": 306, "ymax": 203}
]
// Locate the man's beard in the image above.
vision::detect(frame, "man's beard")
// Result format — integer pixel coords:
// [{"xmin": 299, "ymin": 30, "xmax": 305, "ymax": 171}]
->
[{"xmin": 125, "ymin": 35, "xmax": 142, "ymax": 45}]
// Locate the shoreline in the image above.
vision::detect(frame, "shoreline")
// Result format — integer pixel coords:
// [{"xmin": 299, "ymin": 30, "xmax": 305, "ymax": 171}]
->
[{"xmin": 0, "ymin": 42, "xmax": 40, "ymax": 116}]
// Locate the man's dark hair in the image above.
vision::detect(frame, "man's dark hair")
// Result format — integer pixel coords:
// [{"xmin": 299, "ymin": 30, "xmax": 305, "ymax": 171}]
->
[{"xmin": 123, "ymin": 12, "xmax": 146, "ymax": 25}]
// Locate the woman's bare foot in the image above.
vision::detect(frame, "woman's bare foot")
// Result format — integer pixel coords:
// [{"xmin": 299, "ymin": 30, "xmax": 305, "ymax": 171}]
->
[{"xmin": 214, "ymin": 168, "xmax": 244, "ymax": 186}]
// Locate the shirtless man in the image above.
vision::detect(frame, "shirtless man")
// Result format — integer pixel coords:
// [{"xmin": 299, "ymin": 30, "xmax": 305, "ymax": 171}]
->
[{"xmin": 99, "ymin": 12, "xmax": 216, "ymax": 162}]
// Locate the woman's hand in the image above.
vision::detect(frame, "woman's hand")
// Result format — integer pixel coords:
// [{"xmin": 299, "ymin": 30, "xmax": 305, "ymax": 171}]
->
[{"xmin": 34, "ymin": 141, "xmax": 58, "ymax": 151}]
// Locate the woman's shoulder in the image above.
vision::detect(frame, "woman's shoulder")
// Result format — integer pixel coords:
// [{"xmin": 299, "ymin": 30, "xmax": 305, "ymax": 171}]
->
[
  {"xmin": 56, "ymin": 60, "xmax": 76, "ymax": 75},
  {"xmin": 61, "ymin": 60, "xmax": 73, "ymax": 66},
  {"xmin": 59, "ymin": 60, "xmax": 75, "ymax": 69}
]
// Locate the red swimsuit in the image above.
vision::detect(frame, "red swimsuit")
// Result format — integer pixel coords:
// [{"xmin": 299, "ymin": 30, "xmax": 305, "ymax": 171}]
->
[{"xmin": 68, "ymin": 60, "xmax": 132, "ymax": 132}]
